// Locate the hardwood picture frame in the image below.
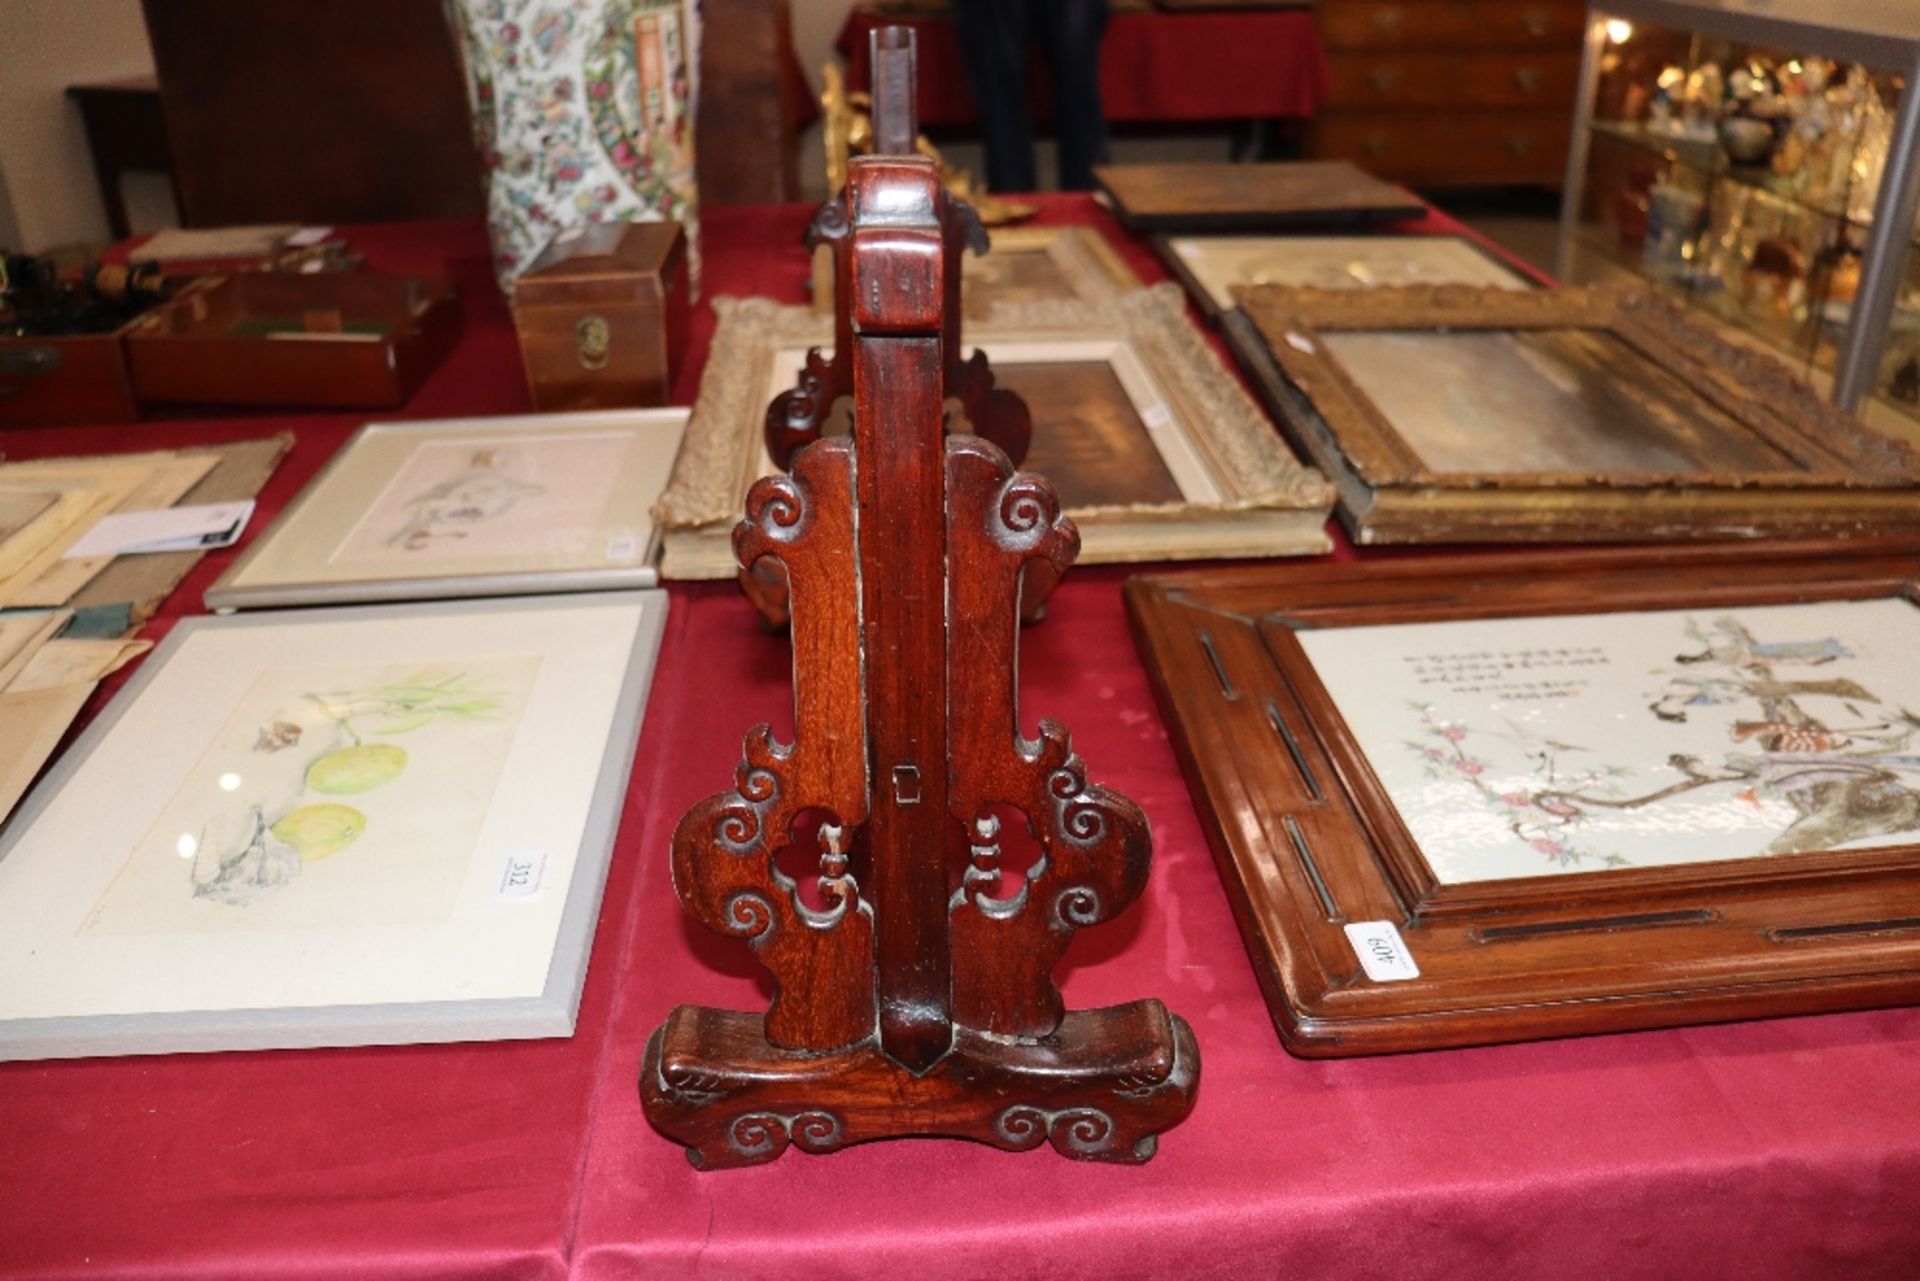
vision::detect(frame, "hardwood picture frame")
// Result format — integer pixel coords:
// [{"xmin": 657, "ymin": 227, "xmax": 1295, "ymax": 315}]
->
[
  {"xmin": 1127, "ymin": 544, "xmax": 1920, "ymax": 1056},
  {"xmin": 809, "ymin": 224, "xmax": 1141, "ymax": 318},
  {"xmin": 1156, "ymin": 233, "xmax": 1534, "ymax": 320},
  {"xmin": 206, "ymin": 409, "xmax": 687, "ymax": 611},
  {"xmin": 0, "ymin": 590, "xmax": 669, "ymax": 1061},
  {"xmin": 656, "ymin": 286, "xmax": 1332, "ymax": 579},
  {"xmin": 1094, "ymin": 161, "xmax": 1427, "ymax": 233},
  {"xmin": 1226, "ymin": 284, "xmax": 1920, "ymax": 545}
]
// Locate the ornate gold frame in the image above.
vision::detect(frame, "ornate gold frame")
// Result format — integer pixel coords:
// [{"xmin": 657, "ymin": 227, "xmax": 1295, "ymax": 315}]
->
[
  {"xmin": 657, "ymin": 286, "xmax": 1332, "ymax": 579},
  {"xmin": 1227, "ymin": 284, "xmax": 1920, "ymax": 545}
]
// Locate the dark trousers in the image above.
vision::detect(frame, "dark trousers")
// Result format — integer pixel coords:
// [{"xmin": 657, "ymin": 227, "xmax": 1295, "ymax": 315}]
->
[{"xmin": 952, "ymin": 0, "xmax": 1111, "ymax": 192}]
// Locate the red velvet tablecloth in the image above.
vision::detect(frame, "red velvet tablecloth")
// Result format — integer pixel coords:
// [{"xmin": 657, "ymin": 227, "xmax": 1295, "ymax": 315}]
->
[
  {"xmin": 838, "ymin": 7, "xmax": 1330, "ymax": 126},
  {"xmin": 4, "ymin": 199, "xmax": 1920, "ymax": 1280}
]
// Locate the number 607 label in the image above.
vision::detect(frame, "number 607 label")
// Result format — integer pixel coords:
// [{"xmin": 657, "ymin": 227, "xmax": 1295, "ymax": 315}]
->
[{"xmin": 1343, "ymin": 921, "xmax": 1420, "ymax": 982}]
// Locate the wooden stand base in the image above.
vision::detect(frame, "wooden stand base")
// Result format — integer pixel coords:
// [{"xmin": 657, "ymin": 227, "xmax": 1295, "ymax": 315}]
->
[{"xmin": 642, "ymin": 1000, "xmax": 1199, "ymax": 1169}]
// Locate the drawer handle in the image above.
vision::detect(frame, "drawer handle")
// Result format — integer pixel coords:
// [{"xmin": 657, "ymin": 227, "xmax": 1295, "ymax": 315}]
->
[
  {"xmin": 0, "ymin": 346, "xmax": 60, "ymax": 379},
  {"xmin": 1514, "ymin": 66, "xmax": 1544, "ymax": 93},
  {"xmin": 1365, "ymin": 134, "xmax": 1394, "ymax": 157},
  {"xmin": 1521, "ymin": 10, "xmax": 1550, "ymax": 37},
  {"xmin": 1507, "ymin": 134, "xmax": 1537, "ymax": 157},
  {"xmin": 1368, "ymin": 67, "xmax": 1404, "ymax": 92}
]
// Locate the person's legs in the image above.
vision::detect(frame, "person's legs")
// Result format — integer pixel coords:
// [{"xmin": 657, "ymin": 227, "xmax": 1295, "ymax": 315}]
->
[
  {"xmin": 952, "ymin": 0, "xmax": 1038, "ymax": 192},
  {"xmin": 1039, "ymin": 0, "xmax": 1110, "ymax": 190}
]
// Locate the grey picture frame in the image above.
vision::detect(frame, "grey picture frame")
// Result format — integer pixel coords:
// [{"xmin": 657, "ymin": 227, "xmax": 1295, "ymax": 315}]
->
[
  {"xmin": 0, "ymin": 590, "xmax": 669, "ymax": 1061},
  {"xmin": 204, "ymin": 409, "xmax": 687, "ymax": 612}
]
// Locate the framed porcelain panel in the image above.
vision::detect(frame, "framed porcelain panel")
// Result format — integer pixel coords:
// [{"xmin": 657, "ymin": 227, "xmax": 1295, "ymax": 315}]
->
[
  {"xmin": 1300, "ymin": 598, "xmax": 1920, "ymax": 885},
  {"xmin": 1127, "ymin": 546, "xmax": 1920, "ymax": 1056},
  {"xmin": 206, "ymin": 409, "xmax": 687, "ymax": 610},
  {"xmin": 0, "ymin": 590, "xmax": 668, "ymax": 1060}
]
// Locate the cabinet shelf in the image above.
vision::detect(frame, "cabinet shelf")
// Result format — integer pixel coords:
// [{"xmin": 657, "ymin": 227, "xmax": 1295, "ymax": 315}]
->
[
  {"xmin": 1588, "ymin": 119, "xmax": 1919, "ymax": 250},
  {"xmin": 1558, "ymin": 1, "xmax": 1920, "ymax": 423},
  {"xmin": 1571, "ymin": 220, "xmax": 1920, "ymax": 424}
]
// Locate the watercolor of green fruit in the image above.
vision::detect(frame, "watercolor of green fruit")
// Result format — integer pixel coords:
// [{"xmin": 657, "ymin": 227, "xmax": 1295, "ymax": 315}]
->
[
  {"xmin": 305, "ymin": 743, "xmax": 408, "ymax": 794},
  {"xmin": 270, "ymin": 803, "xmax": 367, "ymax": 860}
]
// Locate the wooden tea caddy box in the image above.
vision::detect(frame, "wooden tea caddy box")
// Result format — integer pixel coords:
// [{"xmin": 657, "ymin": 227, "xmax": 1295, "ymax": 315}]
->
[
  {"xmin": 510, "ymin": 220, "xmax": 689, "ymax": 411},
  {"xmin": 126, "ymin": 272, "xmax": 462, "ymax": 409}
]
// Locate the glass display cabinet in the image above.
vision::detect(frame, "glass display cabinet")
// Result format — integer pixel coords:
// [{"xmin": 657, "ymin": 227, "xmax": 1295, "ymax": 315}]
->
[{"xmin": 1554, "ymin": 1, "xmax": 1920, "ymax": 430}]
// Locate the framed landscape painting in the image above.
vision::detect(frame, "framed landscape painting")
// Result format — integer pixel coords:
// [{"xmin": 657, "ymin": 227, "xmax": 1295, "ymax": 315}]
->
[
  {"xmin": 656, "ymin": 287, "xmax": 1331, "ymax": 579},
  {"xmin": 1226, "ymin": 284, "xmax": 1920, "ymax": 545},
  {"xmin": 1127, "ymin": 545, "xmax": 1920, "ymax": 1055},
  {"xmin": 206, "ymin": 409, "xmax": 687, "ymax": 610},
  {"xmin": 0, "ymin": 590, "xmax": 668, "ymax": 1060}
]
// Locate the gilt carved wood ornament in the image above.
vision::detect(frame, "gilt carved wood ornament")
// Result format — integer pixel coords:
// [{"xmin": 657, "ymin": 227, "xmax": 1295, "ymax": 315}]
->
[{"xmin": 640, "ymin": 49, "xmax": 1198, "ymax": 1170}]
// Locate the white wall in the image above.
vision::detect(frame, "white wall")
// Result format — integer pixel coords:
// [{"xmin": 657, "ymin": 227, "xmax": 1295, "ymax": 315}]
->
[
  {"xmin": 0, "ymin": 0, "xmax": 162, "ymax": 252},
  {"xmin": 0, "ymin": 0, "xmax": 1216, "ymax": 250}
]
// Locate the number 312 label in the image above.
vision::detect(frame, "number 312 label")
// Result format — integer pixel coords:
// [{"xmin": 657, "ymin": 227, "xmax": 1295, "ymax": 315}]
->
[
  {"xmin": 497, "ymin": 850, "xmax": 547, "ymax": 900},
  {"xmin": 1343, "ymin": 920, "xmax": 1420, "ymax": 982}
]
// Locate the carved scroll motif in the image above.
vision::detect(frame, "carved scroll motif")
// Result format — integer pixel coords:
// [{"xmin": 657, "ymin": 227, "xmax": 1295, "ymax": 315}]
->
[
  {"xmin": 673, "ymin": 439, "xmax": 875, "ymax": 1051},
  {"xmin": 942, "ymin": 436, "xmax": 1152, "ymax": 1036}
]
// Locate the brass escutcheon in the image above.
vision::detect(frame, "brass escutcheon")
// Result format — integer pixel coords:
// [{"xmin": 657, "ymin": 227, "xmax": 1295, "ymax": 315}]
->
[{"xmin": 575, "ymin": 313, "xmax": 612, "ymax": 370}]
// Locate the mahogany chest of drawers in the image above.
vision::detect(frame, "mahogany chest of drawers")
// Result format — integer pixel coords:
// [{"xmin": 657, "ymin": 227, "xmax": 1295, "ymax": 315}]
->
[{"xmin": 1310, "ymin": 0, "xmax": 1587, "ymax": 186}]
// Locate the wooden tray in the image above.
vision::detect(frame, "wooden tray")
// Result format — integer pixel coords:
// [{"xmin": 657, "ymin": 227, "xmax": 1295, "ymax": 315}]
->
[
  {"xmin": 0, "ymin": 325, "xmax": 140, "ymax": 427},
  {"xmin": 126, "ymin": 272, "xmax": 462, "ymax": 408},
  {"xmin": 1128, "ymin": 544, "xmax": 1920, "ymax": 1056},
  {"xmin": 1094, "ymin": 160, "xmax": 1426, "ymax": 233}
]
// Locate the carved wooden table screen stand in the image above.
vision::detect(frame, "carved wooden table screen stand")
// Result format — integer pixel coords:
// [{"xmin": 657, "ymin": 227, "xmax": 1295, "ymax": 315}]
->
[
  {"xmin": 750, "ymin": 28, "xmax": 1043, "ymax": 630},
  {"xmin": 764, "ymin": 31, "xmax": 1029, "ymax": 475},
  {"xmin": 640, "ymin": 44, "xmax": 1199, "ymax": 1171}
]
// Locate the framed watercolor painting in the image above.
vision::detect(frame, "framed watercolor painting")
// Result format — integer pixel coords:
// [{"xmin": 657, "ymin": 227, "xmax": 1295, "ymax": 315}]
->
[
  {"xmin": 205, "ymin": 409, "xmax": 687, "ymax": 611},
  {"xmin": 1156, "ymin": 233, "xmax": 1533, "ymax": 319},
  {"xmin": 656, "ymin": 287, "xmax": 1331, "ymax": 579},
  {"xmin": 1226, "ymin": 284, "xmax": 1920, "ymax": 545},
  {"xmin": 1128, "ymin": 544, "xmax": 1920, "ymax": 1055},
  {"xmin": 0, "ymin": 590, "xmax": 668, "ymax": 1060}
]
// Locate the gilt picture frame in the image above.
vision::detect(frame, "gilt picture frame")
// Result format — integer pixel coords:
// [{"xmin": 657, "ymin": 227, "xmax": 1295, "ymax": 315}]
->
[
  {"xmin": 1127, "ymin": 545, "xmax": 1920, "ymax": 1056},
  {"xmin": 205, "ymin": 409, "xmax": 687, "ymax": 611},
  {"xmin": 1221, "ymin": 286, "xmax": 1920, "ymax": 545},
  {"xmin": 1226, "ymin": 284, "xmax": 1920, "ymax": 545},
  {"xmin": 0, "ymin": 590, "xmax": 668, "ymax": 1061},
  {"xmin": 657, "ymin": 287, "xmax": 1332, "ymax": 579}
]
